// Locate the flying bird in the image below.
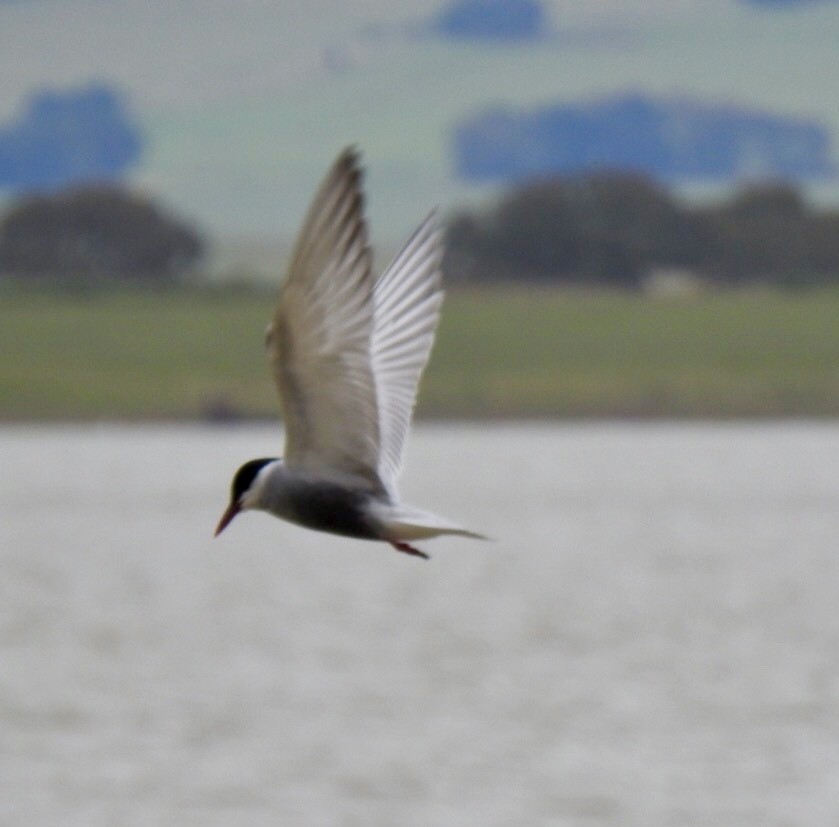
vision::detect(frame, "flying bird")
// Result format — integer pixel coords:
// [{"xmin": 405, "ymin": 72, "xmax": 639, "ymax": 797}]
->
[{"xmin": 215, "ymin": 148, "xmax": 486, "ymax": 558}]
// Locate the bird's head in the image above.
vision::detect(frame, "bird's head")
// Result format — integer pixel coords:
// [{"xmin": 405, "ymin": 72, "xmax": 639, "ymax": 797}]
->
[{"xmin": 214, "ymin": 457, "xmax": 277, "ymax": 537}]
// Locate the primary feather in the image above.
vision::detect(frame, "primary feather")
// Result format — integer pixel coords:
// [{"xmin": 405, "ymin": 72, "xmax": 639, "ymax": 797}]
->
[
  {"xmin": 372, "ymin": 212, "xmax": 444, "ymax": 491},
  {"xmin": 266, "ymin": 148, "xmax": 381, "ymax": 484},
  {"xmin": 265, "ymin": 147, "xmax": 444, "ymax": 495}
]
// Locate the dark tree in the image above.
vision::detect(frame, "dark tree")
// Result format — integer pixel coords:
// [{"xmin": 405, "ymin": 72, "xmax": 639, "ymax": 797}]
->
[
  {"xmin": 444, "ymin": 172, "xmax": 839, "ymax": 287},
  {"xmin": 699, "ymin": 182, "xmax": 839, "ymax": 284},
  {"xmin": 445, "ymin": 171, "xmax": 702, "ymax": 286},
  {"xmin": 0, "ymin": 186, "xmax": 203, "ymax": 285}
]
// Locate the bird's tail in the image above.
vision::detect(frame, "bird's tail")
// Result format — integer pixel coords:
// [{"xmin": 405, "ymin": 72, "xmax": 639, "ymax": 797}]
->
[{"xmin": 375, "ymin": 503, "xmax": 489, "ymax": 543}]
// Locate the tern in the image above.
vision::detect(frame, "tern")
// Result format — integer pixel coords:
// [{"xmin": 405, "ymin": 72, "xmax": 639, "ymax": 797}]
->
[{"xmin": 215, "ymin": 148, "xmax": 486, "ymax": 558}]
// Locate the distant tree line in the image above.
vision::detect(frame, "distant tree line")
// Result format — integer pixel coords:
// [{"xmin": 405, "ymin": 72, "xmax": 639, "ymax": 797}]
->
[
  {"xmin": 444, "ymin": 172, "xmax": 839, "ymax": 287},
  {"xmin": 0, "ymin": 186, "xmax": 204, "ymax": 286},
  {"xmin": 0, "ymin": 83, "xmax": 200, "ymax": 287}
]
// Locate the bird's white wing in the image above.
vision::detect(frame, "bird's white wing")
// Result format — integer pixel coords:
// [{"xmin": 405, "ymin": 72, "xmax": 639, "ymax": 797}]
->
[
  {"xmin": 266, "ymin": 148, "xmax": 383, "ymax": 484},
  {"xmin": 371, "ymin": 212, "xmax": 444, "ymax": 490}
]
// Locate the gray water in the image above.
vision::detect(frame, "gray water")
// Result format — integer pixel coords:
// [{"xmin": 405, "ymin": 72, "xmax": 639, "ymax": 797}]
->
[{"xmin": 2, "ymin": 423, "xmax": 839, "ymax": 826}]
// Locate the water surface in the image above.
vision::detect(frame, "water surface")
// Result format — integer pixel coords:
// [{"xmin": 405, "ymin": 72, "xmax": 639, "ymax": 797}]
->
[{"xmin": 2, "ymin": 423, "xmax": 839, "ymax": 826}]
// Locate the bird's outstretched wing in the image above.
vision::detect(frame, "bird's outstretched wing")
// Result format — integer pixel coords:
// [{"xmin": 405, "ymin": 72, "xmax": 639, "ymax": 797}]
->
[
  {"xmin": 265, "ymin": 148, "xmax": 383, "ymax": 485},
  {"xmin": 371, "ymin": 212, "xmax": 444, "ymax": 491}
]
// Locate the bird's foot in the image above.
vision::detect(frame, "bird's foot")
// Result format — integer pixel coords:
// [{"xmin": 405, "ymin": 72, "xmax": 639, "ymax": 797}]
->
[{"xmin": 389, "ymin": 540, "xmax": 430, "ymax": 560}]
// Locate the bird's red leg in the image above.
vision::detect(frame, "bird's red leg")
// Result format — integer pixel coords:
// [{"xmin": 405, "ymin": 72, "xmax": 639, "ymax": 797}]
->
[{"xmin": 389, "ymin": 540, "xmax": 430, "ymax": 560}]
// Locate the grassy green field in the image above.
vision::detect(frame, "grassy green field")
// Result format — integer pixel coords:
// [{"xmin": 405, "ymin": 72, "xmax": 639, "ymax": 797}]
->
[{"xmin": 2, "ymin": 285, "xmax": 839, "ymax": 420}]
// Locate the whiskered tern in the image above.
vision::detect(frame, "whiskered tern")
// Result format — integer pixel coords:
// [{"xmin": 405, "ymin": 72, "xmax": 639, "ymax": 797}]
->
[{"xmin": 215, "ymin": 148, "xmax": 486, "ymax": 558}]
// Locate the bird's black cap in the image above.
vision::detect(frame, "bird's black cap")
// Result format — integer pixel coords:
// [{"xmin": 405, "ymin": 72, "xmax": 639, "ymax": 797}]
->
[
  {"xmin": 230, "ymin": 457, "xmax": 276, "ymax": 501},
  {"xmin": 215, "ymin": 457, "xmax": 277, "ymax": 537}
]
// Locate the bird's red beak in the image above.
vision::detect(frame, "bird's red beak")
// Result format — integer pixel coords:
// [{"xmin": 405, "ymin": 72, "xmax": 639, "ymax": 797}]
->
[{"xmin": 214, "ymin": 501, "xmax": 241, "ymax": 537}]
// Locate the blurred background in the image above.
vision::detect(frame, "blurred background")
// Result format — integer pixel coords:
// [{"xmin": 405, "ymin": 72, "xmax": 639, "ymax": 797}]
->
[
  {"xmin": 3, "ymin": 2, "xmax": 839, "ymax": 826},
  {"xmin": 1, "ymin": 0, "xmax": 839, "ymax": 418}
]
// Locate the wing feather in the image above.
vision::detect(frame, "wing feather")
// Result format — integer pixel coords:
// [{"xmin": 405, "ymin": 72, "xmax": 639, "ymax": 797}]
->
[
  {"xmin": 371, "ymin": 212, "xmax": 444, "ymax": 490},
  {"xmin": 266, "ymin": 148, "xmax": 383, "ymax": 485}
]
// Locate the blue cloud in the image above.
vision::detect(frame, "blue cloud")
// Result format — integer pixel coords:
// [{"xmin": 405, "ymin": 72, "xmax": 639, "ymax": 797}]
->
[
  {"xmin": 740, "ymin": 0, "xmax": 837, "ymax": 7},
  {"xmin": 432, "ymin": 0, "xmax": 547, "ymax": 41},
  {"xmin": 454, "ymin": 94, "xmax": 835, "ymax": 183},
  {"xmin": 0, "ymin": 84, "xmax": 142, "ymax": 191}
]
